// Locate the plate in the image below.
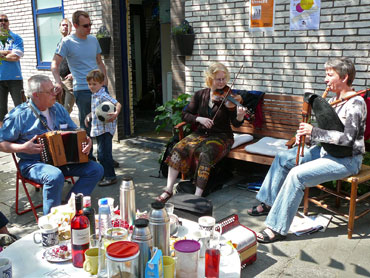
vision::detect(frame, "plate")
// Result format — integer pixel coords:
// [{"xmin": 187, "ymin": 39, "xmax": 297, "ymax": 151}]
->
[{"xmin": 43, "ymin": 245, "xmax": 72, "ymax": 262}]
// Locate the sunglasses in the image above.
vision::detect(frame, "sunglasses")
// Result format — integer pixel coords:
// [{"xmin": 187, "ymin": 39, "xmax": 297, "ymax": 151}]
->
[
  {"xmin": 81, "ymin": 23, "xmax": 92, "ymax": 28},
  {"xmin": 0, "ymin": 19, "xmax": 9, "ymax": 23}
]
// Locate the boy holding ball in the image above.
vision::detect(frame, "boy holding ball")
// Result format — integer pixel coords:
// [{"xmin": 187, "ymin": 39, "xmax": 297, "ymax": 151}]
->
[{"xmin": 85, "ymin": 69, "xmax": 122, "ymax": 186}]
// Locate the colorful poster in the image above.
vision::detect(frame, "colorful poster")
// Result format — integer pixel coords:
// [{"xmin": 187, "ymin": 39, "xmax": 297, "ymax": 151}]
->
[
  {"xmin": 290, "ymin": 0, "xmax": 321, "ymax": 30},
  {"xmin": 249, "ymin": 0, "xmax": 275, "ymax": 32}
]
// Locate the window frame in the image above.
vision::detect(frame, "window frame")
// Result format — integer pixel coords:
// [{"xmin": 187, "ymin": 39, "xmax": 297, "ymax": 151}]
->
[{"xmin": 32, "ymin": 0, "xmax": 65, "ymax": 70}]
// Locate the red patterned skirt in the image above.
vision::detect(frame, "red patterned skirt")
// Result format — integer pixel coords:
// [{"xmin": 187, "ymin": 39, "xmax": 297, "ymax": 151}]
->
[{"xmin": 165, "ymin": 132, "xmax": 233, "ymax": 190}]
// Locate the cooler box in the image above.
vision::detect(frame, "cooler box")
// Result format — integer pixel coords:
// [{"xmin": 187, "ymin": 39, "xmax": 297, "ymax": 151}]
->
[
  {"xmin": 217, "ymin": 214, "xmax": 257, "ymax": 267},
  {"xmin": 171, "ymin": 193, "xmax": 213, "ymax": 222}
]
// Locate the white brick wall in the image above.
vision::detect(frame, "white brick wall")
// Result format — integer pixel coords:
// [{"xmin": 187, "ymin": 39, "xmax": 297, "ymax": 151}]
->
[{"xmin": 184, "ymin": 0, "xmax": 370, "ymax": 96}]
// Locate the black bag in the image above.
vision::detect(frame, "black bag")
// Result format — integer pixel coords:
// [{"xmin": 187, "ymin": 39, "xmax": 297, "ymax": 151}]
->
[
  {"xmin": 305, "ymin": 93, "xmax": 352, "ymax": 157},
  {"xmin": 59, "ymin": 58, "xmax": 71, "ymax": 79},
  {"xmin": 171, "ymin": 193, "xmax": 213, "ymax": 222},
  {"xmin": 175, "ymin": 158, "xmax": 233, "ymax": 197}
]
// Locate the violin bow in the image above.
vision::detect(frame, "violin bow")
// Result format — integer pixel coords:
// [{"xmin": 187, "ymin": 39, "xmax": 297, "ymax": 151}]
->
[{"xmin": 212, "ymin": 64, "xmax": 244, "ymax": 121}]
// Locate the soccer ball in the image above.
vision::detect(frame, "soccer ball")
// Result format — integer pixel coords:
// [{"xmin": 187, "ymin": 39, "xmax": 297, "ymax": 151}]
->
[{"xmin": 95, "ymin": 101, "xmax": 116, "ymax": 122}]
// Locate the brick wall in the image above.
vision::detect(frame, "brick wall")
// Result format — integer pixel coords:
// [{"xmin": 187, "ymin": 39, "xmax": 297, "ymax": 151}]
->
[
  {"xmin": 183, "ymin": 0, "xmax": 370, "ymax": 96},
  {"xmin": 0, "ymin": 0, "xmax": 133, "ymax": 139}
]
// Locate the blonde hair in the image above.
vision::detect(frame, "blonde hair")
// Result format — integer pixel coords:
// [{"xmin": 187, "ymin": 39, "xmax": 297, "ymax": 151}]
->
[
  {"xmin": 204, "ymin": 62, "xmax": 230, "ymax": 88},
  {"xmin": 86, "ymin": 69, "xmax": 105, "ymax": 83}
]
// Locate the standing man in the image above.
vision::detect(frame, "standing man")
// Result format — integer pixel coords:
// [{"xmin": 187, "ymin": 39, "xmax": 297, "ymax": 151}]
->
[
  {"xmin": 57, "ymin": 18, "xmax": 75, "ymax": 114},
  {"xmin": 51, "ymin": 10, "xmax": 107, "ymax": 161},
  {"xmin": 0, "ymin": 14, "xmax": 24, "ymax": 128}
]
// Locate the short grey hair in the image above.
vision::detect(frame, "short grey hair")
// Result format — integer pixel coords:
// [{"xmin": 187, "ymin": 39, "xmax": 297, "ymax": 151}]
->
[
  {"xmin": 325, "ymin": 57, "xmax": 356, "ymax": 86},
  {"xmin": 26, "ymin": 75, "xmax": 51, "ymax": 98}
]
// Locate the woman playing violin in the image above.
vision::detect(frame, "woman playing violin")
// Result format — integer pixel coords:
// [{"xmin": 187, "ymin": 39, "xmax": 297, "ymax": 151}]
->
[{"xmin": 156, "ymin": 62, "xmax": 247, "ymax": 202}]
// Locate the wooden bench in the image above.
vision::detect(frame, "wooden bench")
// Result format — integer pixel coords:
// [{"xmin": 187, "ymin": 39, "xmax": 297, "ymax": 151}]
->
[
  {"xmin": 175, "ymin": 94, "xmax": 303, "ymax": 165},
  {"xmin": 228, "ymin": 93, "xmax": 303, "ymax": 165}
]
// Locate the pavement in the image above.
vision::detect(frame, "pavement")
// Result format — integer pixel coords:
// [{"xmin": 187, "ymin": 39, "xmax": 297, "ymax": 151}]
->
[{"xmin": 1, "ymin": 103, "xmax": 370, "ymax": 277}]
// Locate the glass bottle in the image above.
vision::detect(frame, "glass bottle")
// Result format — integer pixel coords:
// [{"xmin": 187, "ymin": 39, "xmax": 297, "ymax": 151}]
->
[{"xmin": 71, "ymin": 193, "xmax": 90, "ymax": 268}]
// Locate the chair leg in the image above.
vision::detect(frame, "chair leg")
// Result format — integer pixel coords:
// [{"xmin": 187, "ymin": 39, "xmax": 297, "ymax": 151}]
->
[
  {"xmin": 15, "ymin": 176, "xmax": 42, "ymax": 222},
  {"xmin": 303, "ymin": 187, "xmax": 310, "ymax": 215},
  {"xmin": 347, "ymin": 178, "xmax": 358, "ymax": 239},
  {"xmin": 336, "ymin": 180, "xmax": 342, "ymax": 208}
]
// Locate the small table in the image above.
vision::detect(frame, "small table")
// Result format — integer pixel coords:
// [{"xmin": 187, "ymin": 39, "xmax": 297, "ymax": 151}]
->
[{"xmin": 0, "ymin": 219, "xmax": 240, "ymax": 278}]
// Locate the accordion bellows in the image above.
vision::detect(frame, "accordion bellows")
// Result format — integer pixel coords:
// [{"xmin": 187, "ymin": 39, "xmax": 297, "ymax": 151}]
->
[{"xmin": 37, "ymin": 130, "xmax": 89, "ymax": 166}]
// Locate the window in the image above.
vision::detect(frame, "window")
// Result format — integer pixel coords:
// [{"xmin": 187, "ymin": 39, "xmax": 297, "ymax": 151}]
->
[{"xmin": 32, "ymin": 0, "xmax": 64, "ymax": 69}]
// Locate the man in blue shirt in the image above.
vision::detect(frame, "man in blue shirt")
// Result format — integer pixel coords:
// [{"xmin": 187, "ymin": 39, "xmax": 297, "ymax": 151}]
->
[
  {"xmin": 51, "ymin": 10, "xmax": 107, "ymax": 162},
  {"xmin": 0, "ymin": 75, "xmax": 104, "ymax": 215},
  {"xmin": 0, "ymin": 14, "xmax": 24, "ymax": 128}
]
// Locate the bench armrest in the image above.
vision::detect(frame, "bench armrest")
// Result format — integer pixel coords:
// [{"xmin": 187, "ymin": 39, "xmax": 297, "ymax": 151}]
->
[
  {"xmin": 174, "ymin": 121, "xmax": 187, "ymax": 140},
  {"xmin": 286, "ymin": 137, "xmax": 296, "ymax": 149}
]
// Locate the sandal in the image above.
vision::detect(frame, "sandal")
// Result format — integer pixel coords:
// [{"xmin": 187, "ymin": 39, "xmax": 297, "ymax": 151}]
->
[
  {"xmin": 156, "ymin": 190, "xmax": 173, "ymax": 203},
  {"xmin": 247, "ymin": 203, "xmax": 270, "ymax": 216},
  {"xmin": 257, "ymin": 228, "xmax": 286, "ymax": 244}
]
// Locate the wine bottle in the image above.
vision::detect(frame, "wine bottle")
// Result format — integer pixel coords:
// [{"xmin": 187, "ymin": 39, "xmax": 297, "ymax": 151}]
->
[
  {"xmin": 83, "ymin": 196, "xmax": 96, "ymax": 236},
  {"xmin": 71, "ymin": 193, "xmax": 90, "ymax": 268}
]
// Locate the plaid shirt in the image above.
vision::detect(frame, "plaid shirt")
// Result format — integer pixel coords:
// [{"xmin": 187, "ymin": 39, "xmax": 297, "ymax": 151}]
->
[{"xmin": 90, "ymin": 87, "xmax": 118, "ymax": 137}]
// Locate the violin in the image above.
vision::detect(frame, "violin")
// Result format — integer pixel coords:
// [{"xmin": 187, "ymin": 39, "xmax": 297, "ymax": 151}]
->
[{"xmin": 212, "ymin": 86, "xmax": 243, "ymax": 110}]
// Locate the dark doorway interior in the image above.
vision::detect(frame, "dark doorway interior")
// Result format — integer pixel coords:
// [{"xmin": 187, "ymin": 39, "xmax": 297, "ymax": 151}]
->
[{"xmin": 130, "ymin": 1, "xmax": 163, "ymax": 137}]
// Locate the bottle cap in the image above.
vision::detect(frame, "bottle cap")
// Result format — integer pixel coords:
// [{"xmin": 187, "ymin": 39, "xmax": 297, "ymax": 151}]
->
[
  {"xmin": 151, "ymin": 201, "xmax": 165, "ymax": 210},
  {"xmin": 99, "ymin": 198, "xmax": 108, "ymax": 205},
  {"xmin": 83, "ymin": 196, "xmax": 91, "ymax": 208},
  {"xmin": 134, "ymin": 218, "xmax": 149, "ymax": 228}
]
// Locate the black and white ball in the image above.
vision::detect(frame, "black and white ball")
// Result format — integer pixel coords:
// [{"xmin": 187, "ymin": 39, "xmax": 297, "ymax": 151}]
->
[{"xmin": 95, "ymin": 101, "xmax": 116, "ymax": 122}]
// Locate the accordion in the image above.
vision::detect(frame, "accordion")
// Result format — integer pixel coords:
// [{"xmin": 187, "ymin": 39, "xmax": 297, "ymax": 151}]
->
[
  {"xmin": 37, "ymin": 130, "xmax": 89, "ymax": 166},
  {"xmin": 217, "ymin": 214, "xmax": 257, "ymax": 268}
]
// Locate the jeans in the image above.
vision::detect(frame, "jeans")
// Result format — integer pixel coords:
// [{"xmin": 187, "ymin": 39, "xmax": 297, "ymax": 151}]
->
[
  {"xmin": 0, "ymin": 80, "xmax": 23, "ymax": 121},
  {"xmin": 96, "ymin": 132, "xmax": 116, "ymax": 179},
  {"xmin": 256, "ymin": 145, "xmax": 363, "ymax": 235},
  {"xmin": 74, "ymin": 90, "xmax": 94, "ymax": 159},
  {"xmin": 19, "ymin": 160, "xmax": 104, "ymax": 215},
  {"xmin": 0, "ymin": 211, "xmax": 8, "ymax": 229}
]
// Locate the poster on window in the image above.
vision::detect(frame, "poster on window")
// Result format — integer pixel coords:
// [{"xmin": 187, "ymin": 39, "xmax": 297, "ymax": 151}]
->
[
  {"xmin": 249, "ymin": 0, "xmax": 275, "ymax": 32},
  {"xmin": 290, "ymin": 0, "xmax": 321, "ymax": 30}
]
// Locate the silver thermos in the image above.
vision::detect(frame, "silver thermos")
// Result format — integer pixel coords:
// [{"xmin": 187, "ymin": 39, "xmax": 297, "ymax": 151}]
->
[
  {"xmin": 119, "ymin": 176, "xmax": 136, "ymax": 227},
  {"xmin": 131, "ymin": 218, "xmax": 153, "ymax": 278},
  {"xmin": 149, "ymin": 202, "xmax": 170, "ymax": 256}
]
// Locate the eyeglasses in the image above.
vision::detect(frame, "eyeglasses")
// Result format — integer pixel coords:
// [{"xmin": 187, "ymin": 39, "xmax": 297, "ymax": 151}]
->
[
  {"xmin": 39, "ymin": 87, "xmax": 58, "ymax": 95},
  {"xmin": 0, "ymin": 19, "xmax": 9, "ymax": 23},
  {"xmin": 81, "ymin": 23, "xmax": 92, "ymax": 28}
]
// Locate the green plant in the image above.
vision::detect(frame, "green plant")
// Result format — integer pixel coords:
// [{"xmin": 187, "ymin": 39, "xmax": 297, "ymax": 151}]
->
[
  {"xmin": 96, "ymin": 26, "xmax": 110, "ymax": 39},
  {"xmin": 154, "ymin": 93, "xmax": 191, "ymax": 133},
  {"xmin": 0, "ymin": 28, "xmax": 11, "ymax": 65},
  {"xmin": 172, "ymin": 20, "xmax": 194, "ymax": 35}
]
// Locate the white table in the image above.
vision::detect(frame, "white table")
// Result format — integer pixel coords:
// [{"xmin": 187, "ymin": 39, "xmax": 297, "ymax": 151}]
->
[{"xmin": 0, "ymin": 219, "xmax": 240, "ymax": 278}]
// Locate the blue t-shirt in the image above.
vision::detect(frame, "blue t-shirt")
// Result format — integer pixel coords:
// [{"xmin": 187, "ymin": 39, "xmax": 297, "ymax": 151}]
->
[
  {"xmin": 0, "ymin": 100, "xmax": 77, "ymax": 161},
  {"xmin": 56, "ymin": 34, "xmax": 101, "ymax": 91},
  {"xmin": 0, "ymin": 30, "xmax": 23, "ymax": 81}
]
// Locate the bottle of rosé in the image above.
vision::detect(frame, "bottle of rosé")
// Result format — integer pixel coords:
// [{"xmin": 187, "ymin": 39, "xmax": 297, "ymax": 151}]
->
[{"xmin": 71, "ymin": 193, "xmax": 90, "ymax": 268}]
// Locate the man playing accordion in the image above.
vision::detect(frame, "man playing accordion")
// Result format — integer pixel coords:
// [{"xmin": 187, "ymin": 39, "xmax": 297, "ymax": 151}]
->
[
  {"xmin": 247, "ymin": 57, "xmax": 367, "ymax": 243},
  {"xmin": 0, "ymin": 75, "xmax": 103, "ymax": 215}
]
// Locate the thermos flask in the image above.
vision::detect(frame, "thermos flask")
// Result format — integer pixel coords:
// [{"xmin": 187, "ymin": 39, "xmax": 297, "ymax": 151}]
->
[
  {"xmin": 131, "ymin": 218, "xmax": 153, "ymax": 278},
  {"xmin": 149, "ymin": 202, "xmax": 170, "ymax": 256},
  {"xmin": 119, "ymin": 176, "xmax": 136, "ymax": 227}
]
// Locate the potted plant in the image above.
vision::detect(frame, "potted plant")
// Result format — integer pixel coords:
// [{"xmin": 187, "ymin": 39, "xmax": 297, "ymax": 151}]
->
[
  {"xmin": 154, "ymin": 93, "xmax": 191, "ymax": 134},
  {"xmin": 96, "ymin": 26, "xmax": 111, "ymax": 55},
  {"xmin": 0, "ymin": 28, "xmax": 11, "ymax": 64},
  {"xmin": 172, "ymin": 20, "xmax": 195, "ymax": 56}
]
